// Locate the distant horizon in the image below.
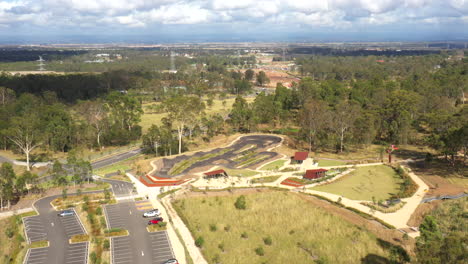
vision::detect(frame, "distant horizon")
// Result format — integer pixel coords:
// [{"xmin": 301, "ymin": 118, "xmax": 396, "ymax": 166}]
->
[{"xmin": 1, "ymin": 0, "xmax": 467, "ymax": 46}]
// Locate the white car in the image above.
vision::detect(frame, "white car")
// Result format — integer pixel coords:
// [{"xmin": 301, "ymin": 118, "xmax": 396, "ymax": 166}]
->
[{"xmin": 143, "ymin": 209, "xmax": 160, "ymax": 218}]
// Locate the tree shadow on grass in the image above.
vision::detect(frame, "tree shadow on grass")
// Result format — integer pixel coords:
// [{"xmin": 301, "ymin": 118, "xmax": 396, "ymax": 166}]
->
[{"xmin": 361, "ymin": 254, "xmax": 391, "ymax": 264}]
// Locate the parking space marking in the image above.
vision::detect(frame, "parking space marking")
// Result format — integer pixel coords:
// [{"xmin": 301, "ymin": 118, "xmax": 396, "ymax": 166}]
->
[
  {"xmin": 24, "ymin": 247, "xmax": 49, "ymax": 264},
  {"xmin": 148, "ymin": 231, "xmax": 174, "ymax": 264},
  {"xmin": 64, "ymin": 242, "xmax": 88, "ymax": 264},
  {"xmin": 23, "ymin": 216, "xmax": 48, "ymax": 243},
  {"xmin": 58, "ymin": 210, "xmax": 86, "ymax": 238},
  {"xmin": 105, "ymin": 204, "xmax": 127, "ymax": 229},
  {"xmin": 111, "ymin": 236, "xmax": 133, "ymax": 264}
]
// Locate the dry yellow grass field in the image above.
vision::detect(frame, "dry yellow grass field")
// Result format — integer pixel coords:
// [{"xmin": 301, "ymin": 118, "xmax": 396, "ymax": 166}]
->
[{"xmin": 173, "ymin": 191, "xmax": 393, "ymax": 264}]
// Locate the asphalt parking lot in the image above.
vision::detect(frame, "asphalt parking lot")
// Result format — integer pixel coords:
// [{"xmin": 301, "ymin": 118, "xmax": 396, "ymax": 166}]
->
[
  {"xmin": 24, "ymin": 247, "xmax": 49, "ymax": 264},
  {"xmin": 58, "ymin": 209, "xmax": 87, "ymax": 238},
  {"xmin": 23, "ymin": 216, "xmax": 48, "ymax": 243},
  {"xmin": 148, "ymin": 231, "xmax": 174, "ymax": 264},
  {"xmin": 111, "ymin": 236, "xmax": 134, "ymax": 264},
  {"xmin": 105, "ymin": 200, "xmax": 175, "ymax": 264},
  {"xmin": 105, "ymin": 203, "xmax": 128, "ymax": 229},
  {"xmin": 64, "ymin": 242, "xmax": 89, "ymax": 264}
]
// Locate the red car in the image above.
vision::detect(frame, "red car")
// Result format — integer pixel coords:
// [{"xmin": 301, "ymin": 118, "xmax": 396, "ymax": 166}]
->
[{"xmin": 148, "ymin": 217, "xmax": 163, "ymax": 225}]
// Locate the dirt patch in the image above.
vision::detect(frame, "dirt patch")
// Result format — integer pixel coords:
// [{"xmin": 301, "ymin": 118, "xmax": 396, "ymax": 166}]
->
[
  {"xmin": 407, "ymin": 201, "xmax": 443, "ymax": 227},
  {"xmin": 408, "ymin": 160, "xmax": 466, "ymax": 196}
]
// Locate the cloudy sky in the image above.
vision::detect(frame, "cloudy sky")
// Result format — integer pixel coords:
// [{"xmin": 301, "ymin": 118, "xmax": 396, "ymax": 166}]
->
[{"xmin": 1, "ymin": 0, "xmax": 467, "ymax": 43}]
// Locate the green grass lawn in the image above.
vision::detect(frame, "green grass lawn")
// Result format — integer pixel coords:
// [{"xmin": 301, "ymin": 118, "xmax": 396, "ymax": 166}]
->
[
  {"xmin": 311, "ymin": 165, "xmax": 402, "ymax": 201},
  {"xmin": 259, "ymin": 159, "xmax": 286, "ymax": 170},
  {"xmin": 223, "ymin": 168, "xmax": 258, "ymax": 177},
  {"xmin": 316, "ymin": 159, "xmax": 348, "ymax": 167},
  {"xmin": 173, "ymin": 191, "xmax": 392, "ymax": 264}
]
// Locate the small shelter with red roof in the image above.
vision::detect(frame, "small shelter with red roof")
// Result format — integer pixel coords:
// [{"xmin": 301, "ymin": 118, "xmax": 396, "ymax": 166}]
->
[
  {"xmin": 204, "ymin": 169, "xmax": 228, "ymax": 179},
  {"xmin": 304, "ymin": 169, "xmax": 328, "ymax": 180},
  {"xmin": 292, "ymin": 152, "xmax": 308, "ymax": 164}
]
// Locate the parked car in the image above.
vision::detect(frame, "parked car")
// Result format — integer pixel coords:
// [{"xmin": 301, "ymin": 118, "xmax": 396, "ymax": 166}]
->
[
  {"xmin": 148, "ymin": 217, "xmax": 164, "ymax": 225},
  {"xmin": 162, "ymin": 259, "xmax": 178, "ymax": 264},
  {"xmin": 58, "ymin": 210, "xmax": 74, "ymax": 217},
  {"xmin": 143, "ymin": 209, "xmax": 160, "ymax": 218}
]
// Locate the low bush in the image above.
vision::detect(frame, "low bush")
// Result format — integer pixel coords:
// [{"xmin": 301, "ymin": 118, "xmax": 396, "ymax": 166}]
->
[
  {"xmin": 263, "ymin": 236, "xmax": 272, "ymax": 246},
  {"xmin": 234, "ymin": 195, "xmax": 247, "ymax": 210},
  {"xmin": 255, "ymin": 247, "xmax": 265, "ymax": 256},
  {"xmin": 195, "ymin": 236, "xmax": 205, "ymax": 248}
]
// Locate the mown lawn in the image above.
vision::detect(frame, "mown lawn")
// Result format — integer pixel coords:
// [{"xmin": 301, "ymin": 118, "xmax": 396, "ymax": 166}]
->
[
  {"xmin": 311, "ymin": 165, "xmax": 402, "ymax": 201},
  {"xmin": 316, "ymin": 159, "xmax": 347, "ymax": 167},
  {"xmin": 259, "ymin": 159, "xmax": 286, "ymax": 170},
  {"xmin": 173, "ymin": 191, "xmax": 392, "ymax": 264}
]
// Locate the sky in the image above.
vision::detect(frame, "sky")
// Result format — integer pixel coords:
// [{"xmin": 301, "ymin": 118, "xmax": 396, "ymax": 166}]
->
[{"xmin": 0, "ymin": 0, "xmax": 467, "ymax": 43}]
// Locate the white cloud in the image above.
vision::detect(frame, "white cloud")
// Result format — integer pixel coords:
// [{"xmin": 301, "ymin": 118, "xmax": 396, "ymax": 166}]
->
[{"xmin": 0, "ymin": 0, "xmax": 465, "ymax": 30}]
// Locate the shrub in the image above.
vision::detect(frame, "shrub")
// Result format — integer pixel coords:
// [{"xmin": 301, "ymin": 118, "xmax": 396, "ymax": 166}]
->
[
  {"xmin": 209, "ymin": 224, "xmax": 217, "ymax": 232},
  {"xmin": 195, "ymin": 236, "xmax": 204, "ymax": 248},
  {"xmin": 218, "ymin": 242, "xmax": 225, "ymax": 252},
  {"xmin": 263, "ymin": 236, "xmax": 272, "ymax": 246},
  {"xmin": 90, "ymin": 251, "xmax": 97, "ymax": 264},
  {"xmin": 255, "ymin": 247, "xmax": 265, "ymax": 256},
  {"xmin": 241, "ymin": 232, "xmax": 249, "ymax": 239},
  {"xmin": 224, "ymin": 225, "xmax": 231, "ymax": 232},
  {"xmin": 5, "ymin": 228, "xmax": 14, "ymax": 238},
  {"xmin": 96, "ymin": 207, "xmax": 102, "ymax": 215},
  {"xmin": 62, "ymin": 188, "xmax": 68, "ymax": 199},
  {"xmin": 82, "ymin": 203, "xmax": 89, "ymax": 212},
  {"xmin": 100, "ymin": 216, "xmax": 107, "ymax": 229},
  {"xmin": 103, "ymin": 239, "xmax": 110, "ymax": 250},
  {"xmin": 234, "ymin": 195, "xmax": 247, "ymax": 210},
  {"xmin": 158, "ymin": 222, "xmax": 167, "ymax": 228},
  {"xmin": 77, "ymin": 189, "xmax": 82, "ymax": 196}
]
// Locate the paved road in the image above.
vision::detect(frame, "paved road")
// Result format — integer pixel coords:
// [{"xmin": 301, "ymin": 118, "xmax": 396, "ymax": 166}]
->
[
  {"xmin": 92, "ymin": 148, "xmax": 142, "ymax": 170},
  {"xmin": 101, "ymin": 178, "xmax": 135, "ymax": 198},
  {"xmin": 104, "ymin": 201, "xmax": 175, "ymax": 264},
  {"xmin": 23, "ymin": 193, "xmax": 93, "ymax": 264}
]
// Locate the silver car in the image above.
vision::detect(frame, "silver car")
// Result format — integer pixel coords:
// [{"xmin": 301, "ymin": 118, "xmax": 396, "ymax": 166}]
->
[
  {"xmin": 58, "ymin": 210, "xmax": 74, "ymax": 217},
  {"xmin": 143, "ymin": 209, "xmax": 160, "ymax": 218}
]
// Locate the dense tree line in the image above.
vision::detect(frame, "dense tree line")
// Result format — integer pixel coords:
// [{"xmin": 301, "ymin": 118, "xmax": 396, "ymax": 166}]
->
[
  {"xmin": 0, "ymin": 88, "xmax": 142, "ymax": 169},
  {"xmin": 228, "ymin": 59, "xmax": 467, "ymax": 159}
]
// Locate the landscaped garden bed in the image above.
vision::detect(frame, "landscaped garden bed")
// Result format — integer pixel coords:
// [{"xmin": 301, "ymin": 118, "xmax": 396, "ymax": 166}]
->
[{"xmin": 251, "ymin": 175, "xmax": 281, "ymax": 184}]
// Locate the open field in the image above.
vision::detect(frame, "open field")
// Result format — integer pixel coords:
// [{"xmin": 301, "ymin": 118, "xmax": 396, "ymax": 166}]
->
[
  {"xmin": 316, "ymin": 159, "xmax": 348, "ymax": 167},
  {"xmin": 312, "ymin": 165, "xmax": 402, "ymax": 201},
  {"xmin": 140, "ymin": 97, "xmax": 254, "ymax": 132},
  {"xmin": 173, "ymin": 191, "xmax": 394, "ymax": 264}
]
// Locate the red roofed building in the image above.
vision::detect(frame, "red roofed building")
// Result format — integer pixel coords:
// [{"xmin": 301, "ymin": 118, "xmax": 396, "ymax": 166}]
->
[
  {"xmin": 304, "ymin": 169, "xmax": 328, "ymax": 180},
  {"xmin": 292, "ymin": 152, "xmax": 308, "ymax": 164},
  {"xmin": 204, "ymin": 169, "xmax": 228, "ymax": 179}
]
